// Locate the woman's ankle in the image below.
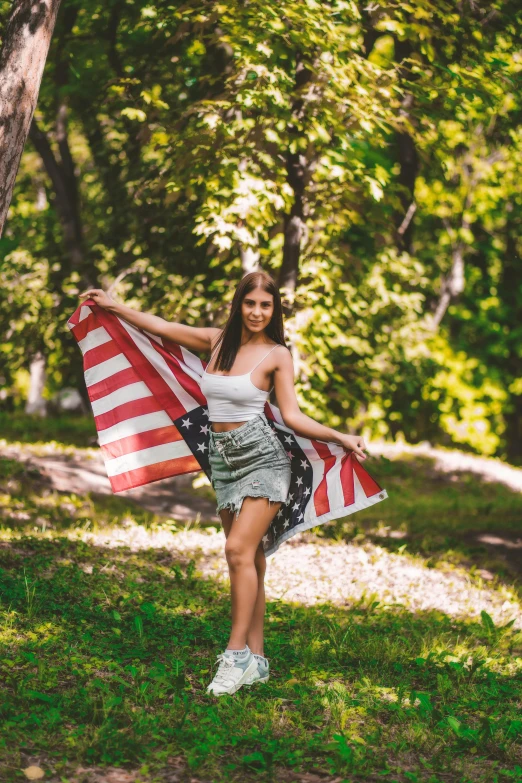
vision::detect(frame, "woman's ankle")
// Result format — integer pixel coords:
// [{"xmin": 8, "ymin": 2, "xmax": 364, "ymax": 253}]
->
[{"xmin": 226, "ymin": 639, "xmax": 248, "ymax": 651}]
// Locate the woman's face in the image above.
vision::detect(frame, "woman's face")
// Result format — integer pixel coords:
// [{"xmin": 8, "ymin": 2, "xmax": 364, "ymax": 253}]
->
[{"xmin": 241, "ymin": 286, "xmax": 274, "ymax": 334}]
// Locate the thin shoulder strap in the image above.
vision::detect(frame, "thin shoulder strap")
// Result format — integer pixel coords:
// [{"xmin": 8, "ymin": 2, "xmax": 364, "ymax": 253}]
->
[
  {"xmin": 205, "ymin": 338, "xmax": 222, "ymax": 373},
  {"xmin": 249, "ymin": 344, "xmax": 279, "ymax": 374}
]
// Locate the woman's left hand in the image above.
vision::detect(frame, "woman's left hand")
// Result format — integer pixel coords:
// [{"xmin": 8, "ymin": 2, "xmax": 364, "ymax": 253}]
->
[{"xmin": 337, "ymin": 433, "xmax": 368, "ymax": 462}]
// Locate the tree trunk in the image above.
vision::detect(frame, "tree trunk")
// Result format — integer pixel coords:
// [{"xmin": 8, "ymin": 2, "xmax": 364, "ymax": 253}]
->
[
  {"xmin": 30, "ymin": 110, "xmax": 90, "ymax": 284},
  {"xmin": 504, "ymin": 395, "xmax": 522, "ymax": 465},
  {"xmin": 25, "ymin": 351, "xmax": 47, "ymax": 417},
  {"xmin": 29, "ymin": 115, "xmax": 86, "ymax": 276},
  {"xmin": 396, "ymin": 119, "xmax": 418, "ymax": 252},
  {"xmin": 278, "ymin": 54, "xmax": 313, "ymax": 315},
  {"xmin": 0, "ymin": 0, "xmax": 62, "ymax": 234},
  {"xmin": 394, "ymin": 38, "xmax": 418, "ymax": 253},
  {"xmin": 280, "ymin": 202, "xmax": 306, "ymax": 308},
  {"xmin": 430, "ymin": 242, "xmax": 465, "ymax": 329},
  {"xmin": 28, "ymin": 4, "xmax": 90, "ymax": 282},
  {"xmin": 501, "ymin": 214, "xmax": 522, "ymax": 462}
]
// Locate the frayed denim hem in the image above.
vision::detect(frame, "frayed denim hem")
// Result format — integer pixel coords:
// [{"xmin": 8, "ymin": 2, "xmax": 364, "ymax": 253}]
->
[{"xmin": 216, "ymin": 483, "xmax": 286, "ymax": 520}]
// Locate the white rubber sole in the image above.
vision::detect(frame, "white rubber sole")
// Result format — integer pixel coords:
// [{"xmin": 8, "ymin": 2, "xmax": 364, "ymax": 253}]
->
[
  {"xmin": 207, "ymin": 655, "xmax": 259, "ymax": 696},
  {"xmin": 245, "ymin": 674, "xmax": 269, "ymax": 686}
]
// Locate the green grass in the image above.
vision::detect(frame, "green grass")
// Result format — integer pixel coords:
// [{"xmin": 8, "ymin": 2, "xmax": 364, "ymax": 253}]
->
[
  {"xmin": 0, "ymin": 412, "xmax": 97, "ymax": 447},
  {"xmin": 319, "ymin": 453, "xmax": 522, "ymax": 594},
  {"xmin": 0, "ymin": 439, "xmax": 521, "ymax": 782}
]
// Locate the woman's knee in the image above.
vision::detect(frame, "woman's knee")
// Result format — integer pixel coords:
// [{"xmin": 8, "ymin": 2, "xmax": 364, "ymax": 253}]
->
[{"xmin": 225, "ymin": 538, "xmax": 254, "ymax": 570}]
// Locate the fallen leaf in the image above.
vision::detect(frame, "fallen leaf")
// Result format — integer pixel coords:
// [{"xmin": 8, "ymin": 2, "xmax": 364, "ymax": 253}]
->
[
  {"xmin": 285, "ymin": 678, "xmax": 299, "ymax": 686},
  {"xmin": 105, "ymin": 770, "xmax": 136, "ymax": 783},
  {"xmin": 23, "ymin": 767, "xmax": 45, "ymax": 781}
]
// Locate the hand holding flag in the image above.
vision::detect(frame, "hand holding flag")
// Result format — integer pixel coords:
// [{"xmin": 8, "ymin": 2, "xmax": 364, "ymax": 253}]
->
[{"xmin": 68, "ymin": 299, "xmax": 388, "ymax": 557}]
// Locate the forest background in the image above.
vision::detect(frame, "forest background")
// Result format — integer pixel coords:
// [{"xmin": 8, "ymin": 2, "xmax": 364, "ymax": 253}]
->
[{"xmin": 1, "ymin": 0, "xmax": 522, "ymax": 462}]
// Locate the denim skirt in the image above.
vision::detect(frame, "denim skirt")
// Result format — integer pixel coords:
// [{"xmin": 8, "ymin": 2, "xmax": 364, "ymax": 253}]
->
[{"xmin": 208, "ymin": 413, "xmax": 292, "ymax": 520}]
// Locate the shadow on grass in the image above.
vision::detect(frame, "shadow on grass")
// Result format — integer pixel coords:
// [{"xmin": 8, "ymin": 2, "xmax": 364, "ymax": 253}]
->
[
  {"xmin": 0, "ymin": 453, "xmax": 219, "ymax": 535},
  {"xmin": 0, "ymin": 535, "xmax": 521, "ymax": 783},
  {"xmin": 0, "ymin": 454, "xmax": 166, "ymax": 531},
  {"xmin": 3, "ymin": 441, "xmax": 522, "ymax": 591}
]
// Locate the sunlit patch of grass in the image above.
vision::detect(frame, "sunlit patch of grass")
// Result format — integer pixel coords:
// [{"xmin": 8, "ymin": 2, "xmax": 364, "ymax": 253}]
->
[
  {"xmin": 319, "ymin": 453, "xmax": 522, "ymax": 591},
  {"xmin": 0, "ymin": 456, "xmax": 163, "ymax": 538},
  {"xmin": 0, "ymin": 531, "xmax": 520, "ymax": 781},
  {"xmin": 0, "ymin": 439, "xmax": 521, "ymax": 779},
  {"xmin": 0, "ymin": 412, "xmax": 97, "ymax": 447}
]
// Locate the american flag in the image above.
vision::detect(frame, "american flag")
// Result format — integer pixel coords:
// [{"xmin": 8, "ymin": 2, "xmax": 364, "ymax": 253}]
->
[{"xmin": 68, "ymin": 300, "xmax": 388, "ymax": 557}]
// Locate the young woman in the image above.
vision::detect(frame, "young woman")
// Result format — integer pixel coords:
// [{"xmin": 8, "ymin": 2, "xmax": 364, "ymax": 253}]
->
[{"xmin": 79, "ymin": 271, "xmax": 367, "ymax": 697}]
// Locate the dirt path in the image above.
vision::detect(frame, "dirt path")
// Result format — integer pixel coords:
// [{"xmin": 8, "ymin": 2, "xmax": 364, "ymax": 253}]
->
[
  {"xmin": 371, "ymin": 439, "xmax": 522, "ymax": 492},
  {"xmin": 2, "ymin": 438, "xmax": 521, "ymax": 630},
  {"xmin": 0, "ymin": 440, "xmax": 219, "ymax": 522},
  {"xmin": 370, "ymin": 440, "xmax": 522, "ymax": 574},
  {"xmin": 4, "ymin": 434, "xmax": 522, "ymax": 620},
  {"xmin": 76, "ymin": 521, "xmax": 522, "ymax": 630},
  {"xmin": 3, "ymin": 438, "xmax": 522, "ymax": 545},
  {"xmin": 4, "ymin": 437, "xmax": 522, "ymax": 511}
]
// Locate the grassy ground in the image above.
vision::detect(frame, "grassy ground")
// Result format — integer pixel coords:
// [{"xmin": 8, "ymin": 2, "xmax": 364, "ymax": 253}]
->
[
  {"xmin": 319, "ymin": 453, "xmax": 522, "ymax": 595},
  {"xmin": 0, "ymin": 412, "xmax": 97, "ymax": 448},
  {"xmin": 0, "ymin": 419, "xmax": 521, "ymax": 782}
]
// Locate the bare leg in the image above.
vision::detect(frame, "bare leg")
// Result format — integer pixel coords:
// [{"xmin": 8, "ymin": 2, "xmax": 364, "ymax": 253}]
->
[
  {"xmin": 218, "ymin": 509, "xmax": 268, "ymax": 656},
  {"xmin": 246, "ymin": 544, "xmax": 266, "ymax": 656},
  {"xmin": 219, "ymin": 497, "xmax": 281, "ymax": 651}
]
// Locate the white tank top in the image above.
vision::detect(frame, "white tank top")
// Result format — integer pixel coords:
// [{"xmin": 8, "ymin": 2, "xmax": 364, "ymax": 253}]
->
[{"xmin": 200, "ymin": 342, "xmax": 279, "ymax": 422}]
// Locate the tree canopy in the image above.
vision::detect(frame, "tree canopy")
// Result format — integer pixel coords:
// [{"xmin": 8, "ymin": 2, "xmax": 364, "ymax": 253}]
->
[{"xmin": 1, "ymin": 0, "xmax": 521, "ymax": 460}]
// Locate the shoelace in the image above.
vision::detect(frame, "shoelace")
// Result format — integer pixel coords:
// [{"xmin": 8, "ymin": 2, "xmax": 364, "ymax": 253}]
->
[{"xmin": 211, "ymin": 653, "xmax": 237, "ymax": 686}]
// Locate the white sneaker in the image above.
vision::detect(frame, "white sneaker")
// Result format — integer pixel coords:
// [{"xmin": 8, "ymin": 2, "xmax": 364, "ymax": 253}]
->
[
  {"xmin": 245, "ymin": 654, "xmax": 270, "ymax": 686},
  {"xmin": 206, "ymin": 648, "xmax": 258, "ymax": 696}
]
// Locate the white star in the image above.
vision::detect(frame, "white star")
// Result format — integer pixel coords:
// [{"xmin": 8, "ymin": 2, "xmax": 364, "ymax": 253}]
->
[
  {"xmin": 276, "ymin": 509, "xmax": 283, "ymax": 518},
  {"xmin": 288, "ymin": 493, "xmax": 294, "ymax": 502},
  {"xmin": 181, "ymin": 417, "xmax": 192, "ymax": 429},
  {"xmin": 304, "ymin": 487, "xmax": 311, "ymax": 496},
  {"xmin": 196, "ymin": 442, "xmax": 207, "ymax": 453},
  {"xmin": 286, "ymin": 450, "xmax": 293, "ymax": 459},
  {"xmin": 297, "ymin": 512, "xmax": 304, "ymax": 521},
  {"xmin": 284, "ymin": 435, "xmax": 293, "ymax": 444},
  {"xmin": 202, "ymin": 408, "xmax": 209, "ymax": 417},
  {"xmin": 200, "ymin": 424, "xmax": 209, "ymax": 435},
  {"xmin": 300, "ymin": 459, "xmax": 308, "ymax": 470},
  {"xmin": 283, "ymin": 519, "xmax": 290, "ymax": 528},
  {"xmin": 292, "ymin": 502, "xmax": 299, "ymax": 511},
  {"xmin": 262, "ymin": 534, "xmax": 269, "ymax": 544},
  {"xmin": 296, "ymin": 476, "xmax": 303, "ymax": 486}
]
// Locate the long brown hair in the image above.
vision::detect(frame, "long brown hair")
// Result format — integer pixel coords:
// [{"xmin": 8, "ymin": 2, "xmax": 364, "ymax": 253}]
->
[{"xmin": 211, "ymin": 271, "xmax": 288, "ymax": 372}]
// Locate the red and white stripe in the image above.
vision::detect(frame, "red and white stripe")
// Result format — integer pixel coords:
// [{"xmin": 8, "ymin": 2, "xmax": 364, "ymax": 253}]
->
[
  {"xmin": 68, "ymin": 301, "xmax": 387, "ymax": 525},
  {"xmin": 68, "ymin": 301, "xmax": 203, "ymax": 492},
  {"xmin": 264, "ymin": 412, "xmax": 386, "ymax": 532}
]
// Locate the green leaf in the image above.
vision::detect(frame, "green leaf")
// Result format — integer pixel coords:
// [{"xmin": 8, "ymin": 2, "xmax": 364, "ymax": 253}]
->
[
  {"xmin": 480, "ymin": 610, "xmax": 496, "ymax": 635},
  {"xmin": 121, "ymin": 107, "xmax": 147, "ymax": 122},
  {"xmin": 447, "ymin": 716, "xmax": 462, "ymax": 736}
]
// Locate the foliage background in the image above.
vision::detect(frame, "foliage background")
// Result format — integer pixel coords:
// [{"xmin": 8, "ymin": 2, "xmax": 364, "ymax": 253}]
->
[{"xmin": 1, "ymin": 0, "xmax": 522, "ymax": 462}]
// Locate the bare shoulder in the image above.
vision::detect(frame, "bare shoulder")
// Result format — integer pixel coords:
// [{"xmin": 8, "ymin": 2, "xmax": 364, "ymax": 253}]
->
[{"xmin": 272, "ymin": 344, "xmax": 293, "ymax": 367}]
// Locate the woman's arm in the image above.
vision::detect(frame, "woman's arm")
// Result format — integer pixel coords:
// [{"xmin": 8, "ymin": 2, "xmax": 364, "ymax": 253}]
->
[
  {"xmin": 78, "ymin": 288, "xmax": 221, "ymax": 354},
  {"xmin": 273, "ymin": 346, "xmax": 368, "ymax": 462}
]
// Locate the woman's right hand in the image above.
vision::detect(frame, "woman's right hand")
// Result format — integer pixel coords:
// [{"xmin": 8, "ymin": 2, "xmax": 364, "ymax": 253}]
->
[{"xmin": 79, "ymin": 288, "xmax": 116, "ymax": 311}]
